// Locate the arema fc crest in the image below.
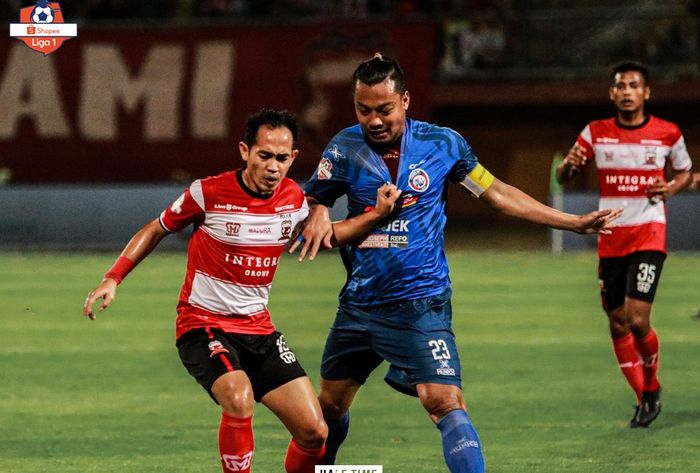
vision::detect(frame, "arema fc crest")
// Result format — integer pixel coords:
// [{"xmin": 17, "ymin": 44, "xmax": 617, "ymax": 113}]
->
[
  {"xmin": 408, "ymin": 168, "xmax": 430, "ymax": 192},
  {"xmin": 9, "ymin": 2, "xmax": 78, "ymax": 55}
]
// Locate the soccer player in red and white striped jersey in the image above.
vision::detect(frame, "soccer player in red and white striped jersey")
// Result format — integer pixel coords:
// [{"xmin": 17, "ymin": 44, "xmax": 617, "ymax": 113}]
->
[
  {"xmin": 84, "ymin": 109, "xmax": 401, "ymax": 473},
  {"xmin": 556, "ymin": 61, "xmax": 693, "ymax": 428}
]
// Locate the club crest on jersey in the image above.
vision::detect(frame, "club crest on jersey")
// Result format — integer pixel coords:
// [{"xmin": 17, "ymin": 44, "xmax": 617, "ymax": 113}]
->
[
  {"xmin": 279, "ymin": 219, "xmax": 292, "ymax": 240},
  {"xmin": 208, "ymin": 340, "xmax": 229, "ymax": 358},
  {"xmin": 317, "ymin": 157, "xmax": 333, "ymax": 180},
  {"xmin": 408, "ymin": 168, "xmax": 430, "ymax": 192},
  {"xmin": 644, "ymin": 148, "xmax": 657, "ymax": 166}
]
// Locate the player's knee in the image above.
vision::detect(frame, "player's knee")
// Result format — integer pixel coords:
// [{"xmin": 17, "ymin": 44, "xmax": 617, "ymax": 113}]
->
[
  {"xmin": 607, "ymin": 310, "xmax": 629, "ymax": 337},
  {"xmin": 216, "ymin": 384, "xmax": 254, "ymax": 417},
  {"xmin": 420, "ymin": 391, "xmax": 465, "ymax": 419},
  {"xmin": 294, "ymin": 419, "xmax": 328, "ymax": 449},
  {"xmin": 318, "ymin": 393, "xmax": 349, "ymax": 421},
  {"xmin": 629, "ymin": 314, "xmax": 651, "ymax": 336}
]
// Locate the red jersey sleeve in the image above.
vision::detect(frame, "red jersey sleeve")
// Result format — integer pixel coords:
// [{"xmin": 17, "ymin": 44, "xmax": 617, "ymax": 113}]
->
[
  {"xmin": 160, "ymin": 180, "xmax": 205, "ymax": 232},
  {"xmin": 575, "ymin": 124, "xmax": 595, "ymax": 161}
]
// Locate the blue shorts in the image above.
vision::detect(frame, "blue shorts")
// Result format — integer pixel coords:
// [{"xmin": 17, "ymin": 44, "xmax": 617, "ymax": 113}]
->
[{"xmin": 320, "ymin": 288, "xmax": 461, "ymax": 397}]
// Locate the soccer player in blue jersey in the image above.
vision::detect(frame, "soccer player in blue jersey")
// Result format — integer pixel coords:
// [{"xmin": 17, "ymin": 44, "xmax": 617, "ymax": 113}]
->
[{"xmin": 292, "ymin": 53, "xmax": 622, "ymax": 473}]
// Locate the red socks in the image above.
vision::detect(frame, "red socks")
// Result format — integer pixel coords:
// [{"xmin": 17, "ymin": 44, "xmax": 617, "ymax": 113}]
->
[
  {"xmin": 285, "ymin": 438, "xmax": 326, "ymax": 473},
  {"xmin": 219, "ymin": 413, "xmax": 254, "ymax": 473},
  {"xmin": 218, "ymin": 413, "xmax": 324, "ymax": 473},
  {"xmin": 635, "ymin": 329, "xmax": 660, "ymax": 391},
  {"xmin": 612, "ymin": 333, "xmax": 644, "ymax": 402}
]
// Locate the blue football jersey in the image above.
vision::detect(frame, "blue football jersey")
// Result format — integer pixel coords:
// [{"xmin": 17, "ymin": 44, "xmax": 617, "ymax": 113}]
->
[{"xmin": 304, "ymin": 118, "xmax": 479, "ymax": 307}]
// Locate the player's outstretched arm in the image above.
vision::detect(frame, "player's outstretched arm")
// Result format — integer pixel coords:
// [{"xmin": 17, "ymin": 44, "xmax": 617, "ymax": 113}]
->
[
  {"xmin": 291, "ymin": 184, "xmax": 401, "ymax": 261},
  {"xmin": 479, "ymin": 178, "xmax": 622, "ymax": 234},
  {"xmin": 83, "ymin": 219, "xmax": 169, "ymax": 320}
]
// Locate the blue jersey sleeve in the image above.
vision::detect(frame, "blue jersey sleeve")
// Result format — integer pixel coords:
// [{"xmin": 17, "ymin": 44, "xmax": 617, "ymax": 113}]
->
[
  {"xmin": 446, "ymin": 131, "xmax": 479, "ymax": 183},
  {"xmin": 303, "ymin": 135, "xmax": 357, "ymax": 207}
]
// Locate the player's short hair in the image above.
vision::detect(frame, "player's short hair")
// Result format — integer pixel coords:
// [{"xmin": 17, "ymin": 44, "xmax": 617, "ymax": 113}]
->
[
  {"xmin": 610, "ymin": 61, "xmax": 649, "ymax": 85},
  {"xmin": 353, "ymin": 52, "xmax": 407, "ymax": 95},
  {"xmin": 244, "ymin": 109, "xmax": 298, "ymax": 147}
]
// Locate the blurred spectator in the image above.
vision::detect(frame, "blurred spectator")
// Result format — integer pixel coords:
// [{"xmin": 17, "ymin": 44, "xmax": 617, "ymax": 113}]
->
[
  {"xmin": 0, "ymin": 0, "xmax": 21, "ymax": 21},
  {"xmin": 439, "ymin": 2, "xmax": 507, "ymax": 75},
  {"xmin": 83, "ymin": 0, "xmax": 178, "ymax": 20}
]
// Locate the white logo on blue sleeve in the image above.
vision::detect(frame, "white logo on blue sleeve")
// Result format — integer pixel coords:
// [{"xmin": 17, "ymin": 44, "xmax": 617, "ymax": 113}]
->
[{"xmin": 328, "ymin": 144, "xmax": 345, "ymax": 160}]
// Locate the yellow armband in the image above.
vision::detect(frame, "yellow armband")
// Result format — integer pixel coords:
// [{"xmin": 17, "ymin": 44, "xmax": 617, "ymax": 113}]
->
[{"xmin": 459, "ymin": 163, "xmax": 495, "ymax": 197}]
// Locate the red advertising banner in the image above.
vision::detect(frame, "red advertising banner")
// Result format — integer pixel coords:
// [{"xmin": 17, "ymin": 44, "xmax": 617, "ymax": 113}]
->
[{"xmin": 0, "ymin": 21, "xmax": 436, "ymax": 183}]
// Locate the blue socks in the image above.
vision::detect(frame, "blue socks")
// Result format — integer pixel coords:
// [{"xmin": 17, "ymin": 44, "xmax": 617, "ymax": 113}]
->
[
  {"xmin": 437, "ymin": 409, "xmax": 485, "ymax": 473},
  {"xmin": 323, "ymin": 411, "xmax": 350, "ymax": 464}
]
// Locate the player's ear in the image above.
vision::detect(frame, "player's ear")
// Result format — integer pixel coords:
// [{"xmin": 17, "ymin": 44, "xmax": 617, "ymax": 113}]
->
[
  {"xmin": 238, "ymin": 141, "xmax": 250, "ymax": 162},
  {"xmin": 644, "ymin": 86, "xmax": 650, "ymax": 101},
  {"xmin": 608, "ymin": 87, "xmax": 615, "ymax": 101},
  {"xmin": 291, "ymin": 148, "xmax": 299, "ymax": 161},
  {"xmin": 402, "ymin": 91, "xmax": 410, "ymax": 111}
]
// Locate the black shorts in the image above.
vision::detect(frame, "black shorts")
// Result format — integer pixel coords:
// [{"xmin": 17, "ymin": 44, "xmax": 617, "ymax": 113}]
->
[
  {"xmin": 598, "ymin": 250, "xmax": 666, "ymax": 311},
  {"xmin": 176, "ymin": 328, "xmax": 306, "ymax": 402}
]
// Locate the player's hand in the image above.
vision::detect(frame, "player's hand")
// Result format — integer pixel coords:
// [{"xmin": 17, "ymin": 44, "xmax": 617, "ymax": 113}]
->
[
  {"xmin": 646, "ymin": 176, "xmax": 669, "ymax": 203},
  {"xmin": 289, "ymin": 203, "xmax": 333, "ymax": 261},
  {"xmin": 563, "ymin": 143, "xmax": 587, "ymax": 171},
  {"xmin": 372, "ymin": 183, "xmax": 402, "ymax": 218},
  {"xmin": 83, "ymin": 278, "xmax": 118, "ymax": 320},
  {"xmin": 574, "ymin": 208, "xmax": 623, "ymax": 234},
  {"xmin": 690, "ymin": 173, "xmax": 700, "ymax": 191}
]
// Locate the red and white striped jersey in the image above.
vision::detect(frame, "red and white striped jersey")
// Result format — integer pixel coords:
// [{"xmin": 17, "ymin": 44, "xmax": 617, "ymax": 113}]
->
[
  {"xmin": 160, "ymin": 170, "xmax": 309, "ymax": 338},
  {"xmin": 576, "ymin": 115, "xmax": 692, "ymax": 257}
]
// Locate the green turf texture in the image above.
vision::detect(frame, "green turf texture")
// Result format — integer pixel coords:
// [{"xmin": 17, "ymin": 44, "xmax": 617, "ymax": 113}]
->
[{"xmin": 1, "ymin": 250, "xmax": 699, "ymax": 472}]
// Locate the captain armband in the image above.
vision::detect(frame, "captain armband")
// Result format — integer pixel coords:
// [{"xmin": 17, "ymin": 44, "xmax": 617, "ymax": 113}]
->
[{"xmin": 459, "ymin": 163, "xmax": 495, "ymax": 197}]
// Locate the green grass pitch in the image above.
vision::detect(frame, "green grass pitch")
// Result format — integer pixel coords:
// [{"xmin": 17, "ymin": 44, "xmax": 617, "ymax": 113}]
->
[{"xmin": 1, "ymin": 250, "xmax": 699, "ymax": 472}]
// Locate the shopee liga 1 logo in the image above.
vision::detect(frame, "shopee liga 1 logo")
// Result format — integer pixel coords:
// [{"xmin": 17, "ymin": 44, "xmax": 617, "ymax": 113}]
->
[{"xmin": 9, "ymin": 1, "xmax": 78, "ymax": 55}]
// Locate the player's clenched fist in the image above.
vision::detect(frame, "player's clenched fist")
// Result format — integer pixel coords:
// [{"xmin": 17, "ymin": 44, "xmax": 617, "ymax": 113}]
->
[{"xmin": 373, "ymin": 183, "xmax": 402, "ymax": 218}]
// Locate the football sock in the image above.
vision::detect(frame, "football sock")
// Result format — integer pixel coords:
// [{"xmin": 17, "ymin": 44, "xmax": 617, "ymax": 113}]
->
[
  {"xmin": 612, "ymin": 333, "xmax": 644, "ymax": 403},
  {"xmin": 635, "ymin": 329, "xmax": 660, "ymax": 391},
  {"xmin": 284, "ymin": 438, "xmax": 326, "ymax": 473},
  {"xmin": 219, "ymin": 412, "xmax": 254, "ymax": 473},
  {"xmin": 323, "ymin": 411, "xmax": 349, "ymax": 464},
  {"xmin": 437, "ymin": 409, "xmax": 485, "ymax": 473}
]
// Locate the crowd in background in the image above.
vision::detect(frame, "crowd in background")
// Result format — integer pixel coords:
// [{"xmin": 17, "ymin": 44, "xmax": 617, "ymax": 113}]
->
[{"xmin": 0, "ymin": 0, "xmax": 698, "ymax": 78}]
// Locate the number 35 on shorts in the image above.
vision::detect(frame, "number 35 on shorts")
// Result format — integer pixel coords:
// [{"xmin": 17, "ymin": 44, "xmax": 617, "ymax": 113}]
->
[{"xmin": 637, "ymin": 263, "xmax": 656, "ymax": 294}]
